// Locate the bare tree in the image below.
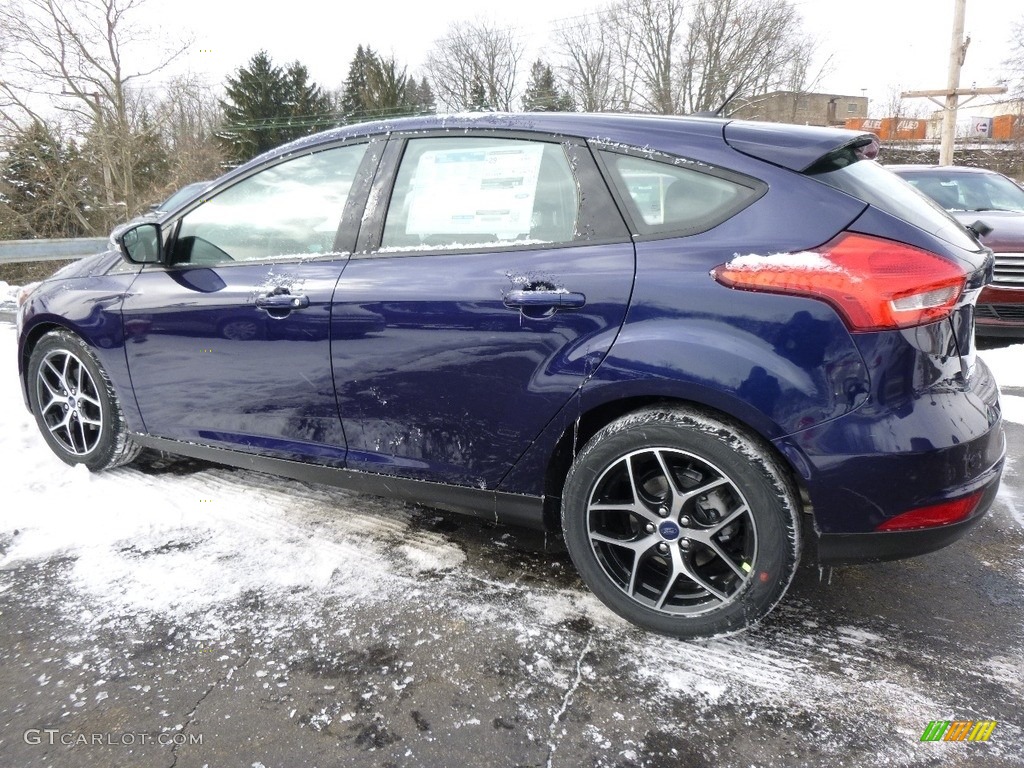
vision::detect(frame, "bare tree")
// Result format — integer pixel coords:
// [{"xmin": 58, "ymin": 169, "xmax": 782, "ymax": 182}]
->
[
  {"xmin": 602, "ymin": 1, "xmax": 643, "ymax": 112},
  {"xmin": 150, "ymin": 75, "xmax": 224, "ymax": 196},
  {"xmin": 555, "ymin": 15, "xmax": 616, "ymax": 112},
  {"xmin": 554, "ymin": 0, "xmax": 816, "ymax": 117},
  {"xmin": 681, "ymin": 0, "xmax": 813, "ymax": 115},
  {"xmin": 1005, "ymin": 16, "xmax": 1024, "ymax": 99},
  {"xmin": 424, "ymin": 18, "xmax": 525, "ymax": 111},
  {"xmin": 878, "ymin": 85, "xmax": 925, "ymax": 122},
  {"xmin": 0, "ymin": 0, "xmax": 190, "ymax": 224},
  {"xmin": 607, "ymin": 0, "xmax": 686, "ymax": 114}
]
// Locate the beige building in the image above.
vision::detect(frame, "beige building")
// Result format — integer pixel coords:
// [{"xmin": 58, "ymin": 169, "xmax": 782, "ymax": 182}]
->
[{"xmin": 730, "ymin": 91, "xmax": 869, "ymax": 127}]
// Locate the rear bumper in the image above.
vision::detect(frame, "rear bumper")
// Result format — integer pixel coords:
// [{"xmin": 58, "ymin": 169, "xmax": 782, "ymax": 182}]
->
[
  {"xmin": 813, "ymin": 463, "xmax": 1002, "ymax": 564},
  {"xmin": 774, "ymin": 355, "xmax": 1005, "ymax": 561}
]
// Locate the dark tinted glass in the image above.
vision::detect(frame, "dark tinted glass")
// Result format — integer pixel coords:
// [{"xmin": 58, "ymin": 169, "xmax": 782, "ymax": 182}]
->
[
  {"xmin": 600, "ymin": 152, "xmax": 760, "ymax": 236},
  {"xmin": 812, "ymin": 160, "xmax": 979, "ymax": 251}
]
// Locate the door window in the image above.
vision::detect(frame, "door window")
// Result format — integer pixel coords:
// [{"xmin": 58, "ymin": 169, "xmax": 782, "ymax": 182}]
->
[
  {"xmin": 171, "ymin": 143, "xmax": 369, "ymax": 265},
  {"xmin": 380, "ymin": 138, "xmax": 580, "ymax": 251}
]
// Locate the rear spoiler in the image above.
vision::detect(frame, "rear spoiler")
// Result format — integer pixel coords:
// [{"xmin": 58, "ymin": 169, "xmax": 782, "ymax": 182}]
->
[{"xmin": 723, "ymin": 121, "xmax": 879, "ymax": 173}]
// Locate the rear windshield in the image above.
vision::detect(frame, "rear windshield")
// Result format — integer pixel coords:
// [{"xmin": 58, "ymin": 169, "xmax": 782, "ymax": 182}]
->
[{"xmin": 809, "ymin": 159, "xmax": 980, "ymax": 251}]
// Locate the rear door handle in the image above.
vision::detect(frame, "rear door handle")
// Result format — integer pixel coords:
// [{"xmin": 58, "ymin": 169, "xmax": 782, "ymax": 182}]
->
[{"xmin": 503, "ymin": 290, "xmax": 586, "ymax": 311}]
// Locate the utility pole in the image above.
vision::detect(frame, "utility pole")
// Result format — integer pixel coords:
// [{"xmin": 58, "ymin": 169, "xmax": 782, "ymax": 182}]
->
[
  {"xmin": 901, "ymin": 0, "xmax": 1006, "ymax": 165},
  {"xmin": 941, "ymin": 0, "xmax": 968, "ymax": 164}
]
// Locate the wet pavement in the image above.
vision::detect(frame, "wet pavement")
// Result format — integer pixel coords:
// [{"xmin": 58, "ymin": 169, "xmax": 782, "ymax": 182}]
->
[{"xmin": 1, "ymin": 319, "xmax": 1022, "ymax": 767}]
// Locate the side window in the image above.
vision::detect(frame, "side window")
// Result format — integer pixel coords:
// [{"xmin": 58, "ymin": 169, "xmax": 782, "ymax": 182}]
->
[
  {"xmin": 600, "ymin": 151, "xmax": 761, "ymax": 236},
  {"xmin": 171, "ymin": 143, "xmax": 369, "ymax": 265},
  {"xmin": 380, "ymin": 137, "xmax": 579, "ymax": 251}
]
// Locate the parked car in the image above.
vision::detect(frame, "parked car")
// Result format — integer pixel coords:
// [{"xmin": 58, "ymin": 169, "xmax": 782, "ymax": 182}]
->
[
  {"xmin": 16, "ymin": 114, "xmax": 1004, "ymax": 638},
  {"xmin": 148, "ymin": 180, "xmax": 213, "ymax": 217},
  {"xmin": 889, "ymin": 164, "xmax": 1024, "ymax": 337}
]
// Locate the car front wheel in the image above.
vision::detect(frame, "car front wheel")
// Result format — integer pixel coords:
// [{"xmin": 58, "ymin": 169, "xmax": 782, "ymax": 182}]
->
[
  {"xmin": 27, "ymin": 330, "xmax": 141, "ymax": 471},
  {"xmin": 561, "ymin": 406, "xmax": 801, "ymax": 638}
]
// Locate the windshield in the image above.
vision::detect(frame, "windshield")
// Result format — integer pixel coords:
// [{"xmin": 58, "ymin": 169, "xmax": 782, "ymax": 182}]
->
[
  {"xmin": 809, "ymin": 160, "xmax": 980, "ymax": 251},
  {"xmin": 896, "ymin": 169, "xmax": 1024, "ymax": 213}
]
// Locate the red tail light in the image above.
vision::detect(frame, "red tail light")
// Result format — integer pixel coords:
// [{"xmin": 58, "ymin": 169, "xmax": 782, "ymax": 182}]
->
[
  {"xmin": 875, "ymin": 491, "xmax": 984, "ymax": 532},
  {"xmin": 712, "ymin": 233, "xmax": 966, "ymax": 331}
]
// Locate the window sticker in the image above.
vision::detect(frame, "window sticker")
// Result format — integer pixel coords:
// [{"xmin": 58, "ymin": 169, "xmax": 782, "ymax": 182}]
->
[{"xmin": 404, "ymin": 144, "xmax": 545, "ymax": 240}]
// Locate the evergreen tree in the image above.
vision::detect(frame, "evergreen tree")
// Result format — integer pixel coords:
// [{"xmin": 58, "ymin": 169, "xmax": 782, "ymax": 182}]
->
[
  {"xmin": 339, "ymin": 46, "xmax": 421, "ymax": 122},
  {"xmin": 220, "ymin": 51, "xmax": 333, "ymax": 164},
  {"xmin": 284, "ymin": 61, "xmax": 333, "ymax": 128},
  {"xmin": 340, "ymin": 45, "xmax": 380, "ymax": 121},
  {"xmin": 414, "ymin": 77, "xmax": 436, "ymax": 114},
  {"xmin": 522, "ymin": 60, "xmax": 575, "ymax": 112},
  {"xmin": 0, "ymin": 121, "xmax": 97, "ymax": 238},
  {"xmin": 468, "ymin": 73, "xmax": 490, "ymax": 111},
  {"xmin": 364, "ymin": 55, "xmax": 412, "ymax": 119},
  {"xmin": 125, "ymin": 109, "xmax": 170, "ymax": 204}
]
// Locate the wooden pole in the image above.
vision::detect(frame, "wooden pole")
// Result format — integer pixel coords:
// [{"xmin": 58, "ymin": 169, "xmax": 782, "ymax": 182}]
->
[{"xmin": 940, "ymin": 0, "xmax": 968, "ymax": 165}]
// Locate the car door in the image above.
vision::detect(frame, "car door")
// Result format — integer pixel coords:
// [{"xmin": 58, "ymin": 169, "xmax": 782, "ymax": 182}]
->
[
  {"xmin": 330, "ymin": 133, "xmax": 635, "ymax": 488},
  {"xmin": 120, "ymin": 139, "xmax": 380, "ymax": 465}
]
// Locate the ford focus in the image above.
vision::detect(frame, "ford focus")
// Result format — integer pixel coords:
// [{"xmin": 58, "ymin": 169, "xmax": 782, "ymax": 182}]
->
[{"xmin": 16, "ymin": 113, "xmax": 1004, "ymax": 638}]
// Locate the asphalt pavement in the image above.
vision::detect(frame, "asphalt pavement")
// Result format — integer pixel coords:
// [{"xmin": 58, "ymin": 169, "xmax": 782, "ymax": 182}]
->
[{"xmin": 1, "ymin": 322, "xmax": 1022, "ymax": 767}]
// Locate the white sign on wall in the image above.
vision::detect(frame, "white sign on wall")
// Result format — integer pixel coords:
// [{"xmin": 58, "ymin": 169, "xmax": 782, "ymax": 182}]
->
[{"xmin": 968, "ymin": 117, "xmax": 993, "ymax": 138}]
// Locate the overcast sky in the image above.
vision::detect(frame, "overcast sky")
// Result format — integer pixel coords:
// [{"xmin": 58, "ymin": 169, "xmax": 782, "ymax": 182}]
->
[{"xmin": 138, "ymin": 0, "xmax": 1019, "ymax": 112}]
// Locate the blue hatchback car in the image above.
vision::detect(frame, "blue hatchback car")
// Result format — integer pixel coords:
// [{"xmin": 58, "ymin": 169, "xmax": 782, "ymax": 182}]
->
[{"xmin": 16, "ymin": 113, "xmax": 1004, "ymax": 638}]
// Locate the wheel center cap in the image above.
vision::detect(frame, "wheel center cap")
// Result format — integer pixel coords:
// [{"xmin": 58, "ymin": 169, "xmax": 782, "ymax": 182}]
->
[
  {"xmin": 658, "ymin": 521, "xmax": 680, "ymax": 541},
  {"xmin": 67, "ymin": 396, "xmax": 77, "ymax": 408}
]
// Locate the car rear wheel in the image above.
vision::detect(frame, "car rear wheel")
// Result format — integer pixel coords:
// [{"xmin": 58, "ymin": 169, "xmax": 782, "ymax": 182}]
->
[
  {"xmin": 561, "ymin": 406, "xmax": 801, "ymax": 638},
  {"xmin": 28, "ymin": 330, "xmax": 141, "ymax": 471}
]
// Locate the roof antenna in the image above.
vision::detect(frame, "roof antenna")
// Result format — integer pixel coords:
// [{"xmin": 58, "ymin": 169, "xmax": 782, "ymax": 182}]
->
[{"xmin": 693, "ymin": 87, "xmax": 743, "ymax": 118}]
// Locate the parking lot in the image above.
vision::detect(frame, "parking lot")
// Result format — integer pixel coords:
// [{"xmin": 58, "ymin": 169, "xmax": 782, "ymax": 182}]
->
[{"xmin": 1, "ymin": 318, "xmax": 1022, "ymax": 768}]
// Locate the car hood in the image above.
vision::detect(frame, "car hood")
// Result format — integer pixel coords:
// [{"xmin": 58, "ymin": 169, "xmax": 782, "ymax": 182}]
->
[
  {"xmin": 950, "ymin": 210, "xmax": 1024, "ymax": 252},
  {"xmin": 46, "ymin": 248, "xmax": 125, "ymax": 280}
]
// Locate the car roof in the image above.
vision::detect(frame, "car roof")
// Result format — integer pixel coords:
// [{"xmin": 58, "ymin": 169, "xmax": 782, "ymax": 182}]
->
[{"xmin": 231, "ymin": 112, "xmax": 871, "ymax": 177}]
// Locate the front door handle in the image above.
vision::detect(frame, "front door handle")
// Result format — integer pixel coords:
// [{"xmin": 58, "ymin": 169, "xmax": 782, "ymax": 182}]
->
[
  {"xmin": 503, "ymin": 290, "xmax": 586, "ymax": 311},
  {"xmin": 255, "ymin": 293, "xmax": 309, "ymax": 310}
]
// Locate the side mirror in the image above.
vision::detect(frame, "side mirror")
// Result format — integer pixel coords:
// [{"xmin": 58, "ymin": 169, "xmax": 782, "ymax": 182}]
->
[
  {"xmin": 967, "ymin": 219, "xmax": 993, "ymax": 239},
  {"xmin": 118, "ymin": 222, "xmax": 163, "ymax": 264}
]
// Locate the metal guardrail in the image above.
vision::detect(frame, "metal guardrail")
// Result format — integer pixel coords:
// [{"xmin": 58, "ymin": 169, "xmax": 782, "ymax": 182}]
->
[{"xmin": 0, "ymin": 237, "xmax": 109, "ymax": 264}]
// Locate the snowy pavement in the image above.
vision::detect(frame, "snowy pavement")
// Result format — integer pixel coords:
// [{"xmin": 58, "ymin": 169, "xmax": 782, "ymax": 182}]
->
[{"xmin": 1, "ymin": 316, "xmax": 1023, "ymax": 767}]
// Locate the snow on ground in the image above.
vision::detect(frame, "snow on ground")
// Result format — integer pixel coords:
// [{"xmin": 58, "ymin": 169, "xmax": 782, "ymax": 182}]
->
[
  {"xmin": 1002, "ymin": 395, "xmax": 1024, "ymax": 425},
  {"xmin": 979, "ymin": 342, "xmax": 1023, "ymax": 423},
  {"xmin": 983, "ymin": 342, "xmax": 1024, "ymax": 390},
  {"xmin": 0, "ymin": 281, "xmax": 17, "ymax": 312},
  {"xmin": 1, "ymin": 315, "xmax": 1023, "ymax": 764}
]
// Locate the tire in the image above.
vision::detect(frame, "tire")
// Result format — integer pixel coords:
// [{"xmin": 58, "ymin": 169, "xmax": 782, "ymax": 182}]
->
[
  {"xmin": 27, "ymin": 330, "xmax": 142, "ymax": 471},
  {"xmin": 561, "ymin": 406, "xmax": 801, "ymax": 638}
]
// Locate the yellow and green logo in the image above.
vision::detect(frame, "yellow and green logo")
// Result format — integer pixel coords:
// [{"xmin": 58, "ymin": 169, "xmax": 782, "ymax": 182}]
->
[{"xmin": 920, "ymin": 721, "xmax": 997, "ymax": 742}]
